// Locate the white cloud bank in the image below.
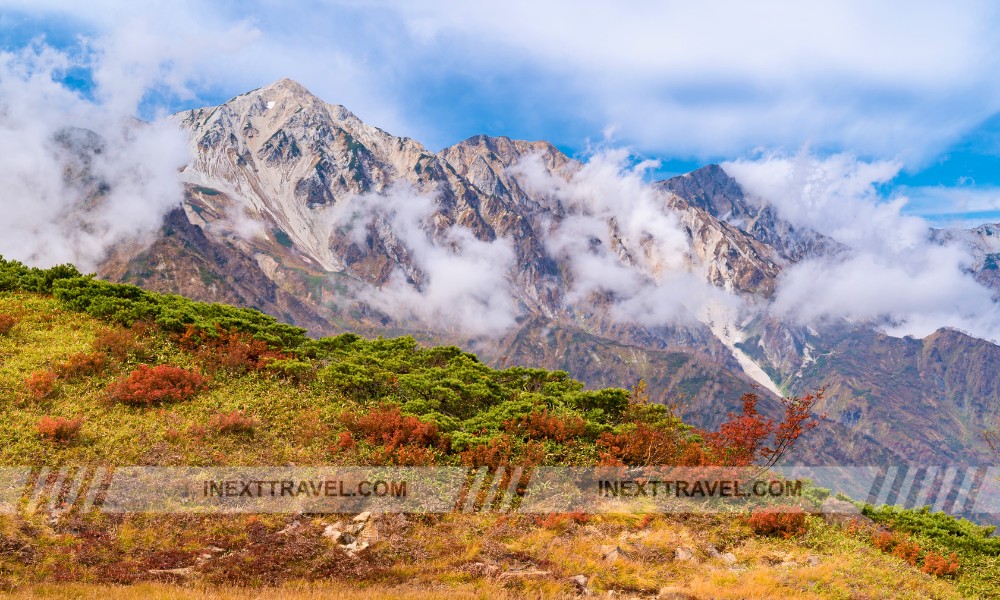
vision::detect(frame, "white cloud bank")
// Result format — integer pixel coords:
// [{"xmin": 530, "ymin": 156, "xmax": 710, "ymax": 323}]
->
[
  {"xmin": 0, "ymin": 41, "xmax": 189, "ymax": 270},
  {"xmin": 724, "ymin": 153, "xmax": 1000, "ymax": 341},
  {"xmin": 328, "ymin": 184, "xmax": 520, "ymax": 337},
  {"xmin": 514, "ymin": 148, "xmax": 740, "ymax": 327}
]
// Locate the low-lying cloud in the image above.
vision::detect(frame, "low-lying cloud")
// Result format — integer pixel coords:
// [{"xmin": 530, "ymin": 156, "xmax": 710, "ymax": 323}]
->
[
  {"xmin": 514, "ymin": 147, "xmax": 741, "ymax": 327},
  {"xmin": 724, "ymin": 153, "xmax": 1000, "ymax": 341},
  {"xmin": 0, "ymin": 41, "xmax": 189, "ymax": 271},
  {"xmin": 329, "ymin": 184, "xmax": 520, "ymax": 337}
]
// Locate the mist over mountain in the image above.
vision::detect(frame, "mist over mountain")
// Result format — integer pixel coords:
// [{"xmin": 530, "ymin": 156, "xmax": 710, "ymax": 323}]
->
[{"xmin": 8, "ymin": 77, "xmax": 998, "ymax": 467}]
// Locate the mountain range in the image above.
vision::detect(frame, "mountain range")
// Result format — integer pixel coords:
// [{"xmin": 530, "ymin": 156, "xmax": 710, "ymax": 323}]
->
[{"xmin": 94, "ymin": 79, "xmax": 1000, "ymax": 467}]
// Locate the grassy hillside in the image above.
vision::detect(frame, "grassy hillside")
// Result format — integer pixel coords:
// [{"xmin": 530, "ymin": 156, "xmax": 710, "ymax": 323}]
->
[{"xmin": 1, "ymin": 257, "xmax": 998, "ymax": 598}]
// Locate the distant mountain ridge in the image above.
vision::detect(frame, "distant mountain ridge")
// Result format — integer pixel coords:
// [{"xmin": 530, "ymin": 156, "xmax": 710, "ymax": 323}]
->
[{"xmin": 96, "ymin": 78, "xmax": 1000, "ymax": 466}]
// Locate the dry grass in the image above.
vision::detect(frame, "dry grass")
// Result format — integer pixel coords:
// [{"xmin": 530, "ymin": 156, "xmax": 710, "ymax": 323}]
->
[{"xmin": 0, "ymin": 582, "xmax": 532, "ymax": 600}]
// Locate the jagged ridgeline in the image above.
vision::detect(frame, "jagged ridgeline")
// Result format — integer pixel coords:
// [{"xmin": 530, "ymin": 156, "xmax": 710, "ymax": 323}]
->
[
  {"xmin": 0, "ymin": 255, "xmax": 824, "ymax": 468},
  {"xmin": 84, "ymin": 79, "xmax": 1000, "ymax": 470}
]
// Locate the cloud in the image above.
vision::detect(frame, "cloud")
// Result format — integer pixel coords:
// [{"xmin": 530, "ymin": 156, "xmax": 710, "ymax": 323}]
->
[
  {"xmin": 0, "ymin": 41, "xmax": 189, "ymax": 270},
  {"xmin": 9, "ymin": 1, "xmax": 1000, "ymax": 165},
  {"xmin": 389, "ymin": 0, "xmax": 1000, "ymax": 162},
  {"xmin": 330, "ymin": 184, "xmax": 520, "ymax": 337},
  {"xmin": 899, "ymin": 185, "xmax": 1000, "ymax": 227},
  {"xmin": 724, "ymin": 153, "xmax": 1000, "ymax": 340},
  {"xmin": 514, "ymin": 147, "xmax": 740, "ymax": 326}
]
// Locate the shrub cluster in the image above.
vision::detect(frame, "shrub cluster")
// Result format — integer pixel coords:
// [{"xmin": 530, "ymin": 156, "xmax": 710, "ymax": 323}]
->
[
  {"xmin": 108, "ymin": 365, "xmax": 206, "ymax": 405},
  {"xmin": 210, "ymin": 410, "xmax": 259, "ymax": 435},
  {"xmin": 56, "ymin": 352, "xmax": 107, "ymax": 381},
  {"xmin": 922, "ymin": 550, "xmax": 961, "ymax": 577},
  {"xmin": 24, "ymin": 370, "xmax": 57, "ymax": 400},
  {"xmin": 178, "ymin": 325, "xmax": 289, "ymax": 375},
  {"xmin": 504, "ymin": 410, "xmax": 586, "ymax": 443},
  {"xmin": 0, "ymin": 313, "xmax": 16, "ymax": 335},
  {"xmin": 859, "ymin": 507, "xmax": 976, "ymax": 579},
  {"xmin": 37, "ymin": 415, "xmax": 84, "ymax": 442},
  {"xmin": 746, "ymin": 507, "xmax": 807, "ymax": 538},
  {"xmin": 0, "ymin": 256, "xmax": 305, "ymax": 347},
  {"xmin": 338, "ymin": 404, "xmax": 445, "ymax": 465}
]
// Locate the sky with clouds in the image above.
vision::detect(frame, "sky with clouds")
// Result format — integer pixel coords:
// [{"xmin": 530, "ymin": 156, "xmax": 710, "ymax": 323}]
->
[
  {"xmin": 1, "ymin": 0, "xmax": 998, "ymax": 344},
  {"xmin": 1, "ymin": 0, "xmax": 999, "ymax": 227}
]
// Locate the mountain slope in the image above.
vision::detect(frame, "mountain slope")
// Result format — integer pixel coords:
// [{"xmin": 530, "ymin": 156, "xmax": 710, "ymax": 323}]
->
[{"xmin": 92, "ymin": 78, "xmax": 1000, "ymax": 467}]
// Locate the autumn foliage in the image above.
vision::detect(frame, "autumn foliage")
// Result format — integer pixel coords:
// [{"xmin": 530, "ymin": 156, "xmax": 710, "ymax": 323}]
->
[
  {"xmin": 108, "ymin": 364, "xmax": 206, "ymax": 405},
  {"xmin": 705, "ymin": 390, "xmax": 824, "ymax": 468},
  {"xmin": 747, "ymin": 507, "xmax": 807, "ymax": 538},
  {"xmin": 504, "ymin": 410, "xmax": 586, "ymax": 443},
  {"xmin": 178, "ymin": 325, "xmax": 289, "ymax": 374},
  {"xmin": 922, "ymin": 550, "xmax": 961, "ymax": 577},
  {"xmin": 210, "ymin": 410, "xmax": 259, "ymax": 435},
  {"xmin": 597, "ymin": 388, "xmax": 823, "ymax": 468},
  {"xmin": 37, "ymin": 415, "xmax": 84, "ymax": 442},
  {"xmin": 338, "ymin": 404, "xmax": 447, "ymax": 465},
  {"xmin": 56, "ymin": 352, "xmax": 107, "ymax": 380},
  {"xmin": 0, "ymin": 313, "xmax": 16, "ymax": 335},
  {"xmin": 25, "ymin": 370, "xmax": 57, "ymax": 400},
  {"xmin": 867, "ymin": 528, "xmax": 960, "ymax": 576}
]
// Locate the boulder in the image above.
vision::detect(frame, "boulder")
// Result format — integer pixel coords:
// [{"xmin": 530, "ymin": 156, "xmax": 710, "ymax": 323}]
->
[{"xmin": 819, "ymin": 497, "xmax": 874, "ymax": 527}]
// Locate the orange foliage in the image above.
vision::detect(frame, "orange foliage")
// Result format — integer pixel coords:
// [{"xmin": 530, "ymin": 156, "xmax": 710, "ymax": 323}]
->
[
  {"xmin": 459, "ymin": 435, "xmax": 547, "ymax": 469},
  {"xmin": 177, "ymin": 325, "xmax": 289, "ymax": 374},
  {"xmin": 705, "ymin": 390, "xmax": 824, "ymax": 467},
  {"xmin": 534, "ymin": 511, "xmax": 590, "ymax": 529},
  {"xmin": 25, "ymin": 370, "xmax": 56, "ymax": 400},
  {"xmin": 108, "ymin": 364, "xmax": 206, "ymax": 405},
  {"xmin": 747, "ymin": 507, "xmax": 807, "ymax": 538},
  {"xmin": 597, "ymin": 422, "xmax": 694, "ymax": 466},
  {"xmin": 0, "ymin": 313, "xmax": 16, "ymax": 335},
  {"xmin": 504, "ymin": 410, "xmax": 586, "ymax": 443},
  {"xmin": 922, "ymin": 550, "xmax": 960, "ymax": 577},
  {"xmin": 339, "ymin": 404, "xmax": 447, "ymax": 465},
  {"xmin": 892, "ymin": 539, "xmax": 922, "ymax": 566},
  {"xmin": 210, "ymin": 410, "xmax": 259, "ymax": 435},
  {"xmin": 56, "ymin": 352, "xmax": 107, "ymax": 380},
  {"xmin": 37, "ymin": 415, "xmax": 83, "ymax": 442}
]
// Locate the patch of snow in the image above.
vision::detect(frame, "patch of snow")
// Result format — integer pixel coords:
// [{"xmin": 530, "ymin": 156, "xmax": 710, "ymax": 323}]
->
[
  {"xmin": 266, "ymin": 101, "xmax": 276, "ymax": 109},
  {"xmin": 700, "ymin": 301, "xmax": 784, "ymax": 397}
]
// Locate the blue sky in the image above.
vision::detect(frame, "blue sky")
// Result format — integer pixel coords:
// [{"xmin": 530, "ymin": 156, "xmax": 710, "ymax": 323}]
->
[{"xmin": 2, "ymin": 0, "xmax": 1000, "ymax": 226}]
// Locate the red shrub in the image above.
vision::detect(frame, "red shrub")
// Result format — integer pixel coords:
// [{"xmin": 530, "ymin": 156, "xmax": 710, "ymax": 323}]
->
[
  {"xmin": 892, "ymin": 539, "xmax": 922, "ymax": 566},
  {"xmin": 0, "ymin": 313, "xmax": 16, "ymax": 335},
  {"xmin": 56, "ymin": 352, "xmax": 107, "ymax": 380},
  {"xmin": 178, "ymin": 326, "xmax": 288, "ymax": 374},
  {"xmin": 504, "ymin": 410, "xmax": 586, "ymax": 443},
  {"xmin": 37, "ymin": 415, "xmax": 84, "ymax": 442},
  {"xmin": 597, "ymin": 422, "xmax": 692, "ymax": 466},
  {"xmin": 92, "ymin": 324, "xmax": 151, "ymax": 362},
  {"xmin": 210, "ymin": 410, "xmax": 259, "ymax": 435},
  {"xmin": 747, "ymin": 507, "xmax": 807, "ymax": 538},
  {"xmin": 108, "ymin": 365, "xmax": 206, "ymax": 405},
  {"xmin": 922, "ymin": 551, "xmax": 960, "ymax": 577},
  {"xmin": 25, "ymin": 370, "xmax": 57, "ymax": 400},
  {"xmin": 872, "ymin": 530, "xmax": 896, "ymax": 552},
  {"xmin": 458, "ymin": 435, "xmax": 546, "ymax": 469},
  {"xmin": 377, "ymin": 444, "xmax": 438, "ymax": 466},
  {"xmin": 535, "ymin": 511, "xmax": 590, "ymax": 529},
  {"xmin": 340, "ymin": 404, "xmax": 443, "ymax": 450}
]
